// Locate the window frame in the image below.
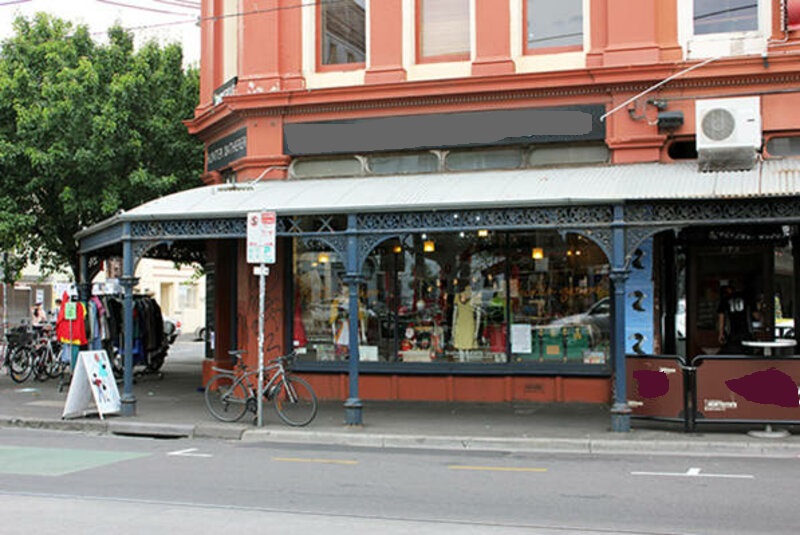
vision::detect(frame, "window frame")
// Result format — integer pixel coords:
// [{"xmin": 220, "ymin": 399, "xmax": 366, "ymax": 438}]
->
[
  {"xmin": 415, "ymin": 0, "xmax": 472, "ymax": 64},
  {"xmin": 678, "ymin": 0, "xmax": 772, "ymax": 59},
  {"xmin": 316, "ymin": 0, "xmax": 367, "ymax": 72},
  {"xmin": 289, "ymin": 231, "xmax": 614, "ymax": 375},
  {"xmin": 523, "ymin": 0, "xmax": 584, "ymax": 55}
]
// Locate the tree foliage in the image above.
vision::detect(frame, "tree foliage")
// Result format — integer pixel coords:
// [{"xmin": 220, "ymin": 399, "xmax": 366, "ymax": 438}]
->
[{"xmin": 0, "ymin": 13, "xmax": 203, "ymax": 282}]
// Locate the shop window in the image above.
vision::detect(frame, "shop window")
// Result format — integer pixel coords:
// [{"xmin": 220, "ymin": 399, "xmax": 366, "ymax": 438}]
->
[
  {"xmin": 527, "ymin": 144, "xmax": 609, "ymax": 166},
  {"xmin": 508, "ymin": 232, "xmax": 610, "ymax": 365},
  {"xmin": 292, "ymin": 231, "xmax": 611, "ymax": 367},
  {"xmin": 292, "ymin": 246, "xmax": 346, "ymax": 361},
  {"xmin": 418, "ymin": 0, "xmax": 470, "ymax": 61},
  {"xmin": 446, "ymin": 148, "xmax": 523, "ymax": 171},
  {"xmin": 319, "ymin": 0, "xmax": 366, "ymax": 67},
  {"xmin": 766, "ymin": 136, "xmax": 800, "ymax": 157},
  {"xmin": 290, "ymin": 156, "xmax": 364, "ymax": 178},
  {"xmin": 693, "ymin": 0, "xmax": 757, "ymax": 35},
  {"xmin": 369, "ymin": 152, "xmax": 440, "ymax": 175},
  {"xmin": 525, "ymin": 0, "xmax": 583, "ymax": 52}
]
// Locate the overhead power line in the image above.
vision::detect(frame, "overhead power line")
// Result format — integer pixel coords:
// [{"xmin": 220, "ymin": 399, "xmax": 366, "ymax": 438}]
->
[
  {"xmin": 97, "ymin": 0, "xmax": 197, "ymax": 17},
  {"xmin": 201, "ymin": 0, "xmax": 348, "ymax": 23},
  {"xmin": 154, "ymin": 0, "xmax": 200, "ymax": 10}
]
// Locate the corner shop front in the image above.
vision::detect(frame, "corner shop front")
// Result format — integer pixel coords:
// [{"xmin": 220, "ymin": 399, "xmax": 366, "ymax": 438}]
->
[{"xmin": 76, "ymin": 159, "xmax": 800, "ymax": 431}]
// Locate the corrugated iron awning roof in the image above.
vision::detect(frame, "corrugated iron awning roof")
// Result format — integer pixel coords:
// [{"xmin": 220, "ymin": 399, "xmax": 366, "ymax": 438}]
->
[{"xmin": 77, "ymin": 159, "xmax": 800, "ymax": 238}]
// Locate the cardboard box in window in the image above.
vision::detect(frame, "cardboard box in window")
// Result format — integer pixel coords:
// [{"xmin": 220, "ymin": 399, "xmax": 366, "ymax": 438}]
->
[
  {"xmin": 359, "ymin": 345, "xmax": 378, "ymax": 361},
  {"xmin": 534, "ymin": 326, "xmax": 565, "ymax": 362},
  {"xmin": 583, "ymin": 350, "xmax": 607, "ymax": 364},
  {"xmin": 401, "ymin": 349, "xmax": 432, "ymax": 362},
  {"xmin": 315, "ymin": 344, "xmax": 336, "ymax": 361}
]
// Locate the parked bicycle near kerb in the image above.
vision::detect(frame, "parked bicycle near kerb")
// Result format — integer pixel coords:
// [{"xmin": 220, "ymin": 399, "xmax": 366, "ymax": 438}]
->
[{"xmin": 204, "ymin": 349, "xmax": 318, "ymax": 426}]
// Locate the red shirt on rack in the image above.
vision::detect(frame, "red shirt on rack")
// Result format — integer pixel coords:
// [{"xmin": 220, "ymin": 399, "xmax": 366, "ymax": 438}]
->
[{"xmin": 55, "ymin": 291, "xmax": 88, "ymax": 345}]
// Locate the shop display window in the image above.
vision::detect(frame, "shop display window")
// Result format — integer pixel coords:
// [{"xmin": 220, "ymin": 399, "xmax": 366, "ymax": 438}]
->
[{"xmin": 292, "ymin": 231, "xmax": 610, "ymax": 367}]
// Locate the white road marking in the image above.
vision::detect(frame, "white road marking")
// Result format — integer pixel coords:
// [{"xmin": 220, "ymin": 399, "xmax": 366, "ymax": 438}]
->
[
  {"xmin": 631, "ymin": 467, "xmax": 753, "ymax": 479},
  {"xmin": 167, "ymin": 448, "xmax": 212, "ymax": 458},
  {"xmin": 272, "ymin": 457, "xmax": 358, "ymax": 465}
]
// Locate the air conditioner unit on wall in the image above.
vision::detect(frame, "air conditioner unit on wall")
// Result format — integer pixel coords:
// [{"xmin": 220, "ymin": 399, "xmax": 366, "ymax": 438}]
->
[{"xmin": 695, "ymin": 96, "xmax": 761, "ymax": 171}]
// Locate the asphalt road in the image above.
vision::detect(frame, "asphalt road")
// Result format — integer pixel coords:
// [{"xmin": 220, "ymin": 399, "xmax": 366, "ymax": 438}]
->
[{"xmin": 0, "ymin": 427, "xmax": 797, "ymax": 534}]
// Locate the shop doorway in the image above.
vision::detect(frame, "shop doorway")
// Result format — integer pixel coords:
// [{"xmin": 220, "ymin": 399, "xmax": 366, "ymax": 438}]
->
[{"xmin": 685, "ymin": 236, "xmax": 782, "ymax": 361}]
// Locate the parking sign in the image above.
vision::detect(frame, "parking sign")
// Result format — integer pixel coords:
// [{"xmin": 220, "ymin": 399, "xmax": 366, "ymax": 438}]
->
[{"xmin": 246, "ymin": 211, "xmax": 276, "ymax": 264}]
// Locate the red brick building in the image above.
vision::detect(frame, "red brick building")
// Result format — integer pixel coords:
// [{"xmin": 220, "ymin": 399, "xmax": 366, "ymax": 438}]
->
[{"xmin": 80, "ymin": 1, "xmax": 800, "ymax": 429}]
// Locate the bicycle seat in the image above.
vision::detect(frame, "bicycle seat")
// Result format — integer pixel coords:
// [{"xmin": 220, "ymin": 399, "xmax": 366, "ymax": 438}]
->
[{"xmin": 228, "ymin": 349, "xmax": 247, "ymax": 365}]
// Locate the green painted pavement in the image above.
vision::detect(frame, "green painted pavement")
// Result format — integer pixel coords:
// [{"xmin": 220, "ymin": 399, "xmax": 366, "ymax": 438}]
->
[{"xmin": 0, "ymin": 446, "xmax": 148, "ymax": 476}]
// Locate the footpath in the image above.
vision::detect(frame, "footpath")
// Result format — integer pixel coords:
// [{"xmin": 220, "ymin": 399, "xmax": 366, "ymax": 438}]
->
[{"xmin": 2, "ymin": 344, "xmax": 800, "ymax": 458}]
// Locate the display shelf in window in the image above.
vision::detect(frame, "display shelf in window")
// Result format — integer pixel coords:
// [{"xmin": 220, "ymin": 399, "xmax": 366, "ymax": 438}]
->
[{"xmin": 512, "ymin": 324, "xmax": 606, "ymax": 364}]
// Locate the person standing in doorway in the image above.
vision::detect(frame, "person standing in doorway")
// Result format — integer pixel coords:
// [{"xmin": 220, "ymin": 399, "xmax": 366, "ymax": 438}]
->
[{"xmin": 717, "ymin": 283, "xmax": 754, "ymax": 353}]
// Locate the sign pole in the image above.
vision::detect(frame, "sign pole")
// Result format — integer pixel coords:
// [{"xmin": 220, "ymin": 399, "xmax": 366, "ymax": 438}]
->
[
  {"xmin": 246, "ymin": 210, "xmax": 276, "ymax": 428},
  {"xmin": 257, "ymin": 263, "xmax": 266, "ymax": 427}
]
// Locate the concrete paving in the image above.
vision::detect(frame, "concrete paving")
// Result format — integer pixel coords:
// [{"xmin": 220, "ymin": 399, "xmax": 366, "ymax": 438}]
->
[{"xmin": 2, "ymin": 341, "xmax": 800, "ymax": 457}]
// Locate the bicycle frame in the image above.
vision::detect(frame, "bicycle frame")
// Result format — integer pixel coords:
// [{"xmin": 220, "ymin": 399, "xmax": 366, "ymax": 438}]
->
[{"xmin": 210, "ymin": 358, "xmax": 287, "ymax": 400}]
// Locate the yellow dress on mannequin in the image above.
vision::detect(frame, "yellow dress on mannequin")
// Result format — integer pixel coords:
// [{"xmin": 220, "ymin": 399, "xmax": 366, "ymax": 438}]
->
[{"xmin": 453, "ymin": 289, "xmax": 477, "ymax": 350}]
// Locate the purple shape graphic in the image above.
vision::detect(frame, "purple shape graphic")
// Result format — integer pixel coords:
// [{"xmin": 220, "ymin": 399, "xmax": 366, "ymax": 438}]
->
[
  {"xmin": 633, "ymin": 370, "xmax": 669, "ymax": 399},
  {"xmin": 725, "ymin": 368, "xmax": 800, "ymax": 408}
]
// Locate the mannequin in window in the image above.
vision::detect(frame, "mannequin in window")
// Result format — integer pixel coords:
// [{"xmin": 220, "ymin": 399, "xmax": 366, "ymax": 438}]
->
[
  {"xmin": 330, "ymin": 285, "xmax": 367, "ymax": 356},
  {"xmin": 452, "ymin": 286, "xmax": 481, "ymax": 361}
]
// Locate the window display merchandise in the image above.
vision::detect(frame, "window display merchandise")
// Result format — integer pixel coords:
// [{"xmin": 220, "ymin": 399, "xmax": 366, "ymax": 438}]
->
[{"xmin": 293, "ymin": 230, "xmax": 611, "ymax": 368}]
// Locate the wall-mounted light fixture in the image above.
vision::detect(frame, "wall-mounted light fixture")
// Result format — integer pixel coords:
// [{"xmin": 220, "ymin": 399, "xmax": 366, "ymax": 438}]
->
[
  {"xmin": 424, "ymin": 240, "xmax": 435, "ymax": 253},
  {"xmin": 531, "ymin": 247, "xmax": 544, "ymax": 260},
  {"xmin": 477, "ymin": 229, "xmax": 489, "ymax": 238},
  {"xmin": 393, "ymin": 245, "xmax": 402, "ymax": 254},
  {"xmin": 318, "ymin": 252, "xmax": 330, "ymax": 264}
]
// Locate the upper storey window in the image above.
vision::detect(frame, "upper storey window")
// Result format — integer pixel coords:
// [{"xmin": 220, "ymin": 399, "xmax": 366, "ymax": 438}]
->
[
  {"xmin": 418, "ymin": 0, "xmax": 471, "ymax": 61},
  {"xmin": 525, "ymin": 0, "xmax": 583, "ymax": 52},
  {"xmin": 680, "ymin": 0, "xmax": 770, "ymax": 58},
  {"xmin": 694, "ymin": 0, "xmax": 757, "ymax": 34},
  {"xmin": 320, "ymin": 0, "xmax": 366, "ymax": 67}
]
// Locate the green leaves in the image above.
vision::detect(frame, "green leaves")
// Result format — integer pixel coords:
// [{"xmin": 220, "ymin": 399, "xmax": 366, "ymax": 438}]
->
[{"xmin": 0, "ymin": 13, "xmax": 203, "ymax": 280}]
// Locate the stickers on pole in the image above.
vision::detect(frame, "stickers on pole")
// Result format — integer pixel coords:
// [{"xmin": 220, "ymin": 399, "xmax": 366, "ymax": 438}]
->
[
  {"xmin": 62, "ymin": 350, "xmax": 121, "ymax": 420},
  {"xmin": 247, "ymin": 211, "xmax": 276, "ymax": 264}
]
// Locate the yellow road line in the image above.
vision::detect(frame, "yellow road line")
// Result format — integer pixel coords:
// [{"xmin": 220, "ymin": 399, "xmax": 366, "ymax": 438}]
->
[
  {"xmin": 272, "ymin": 457, "xmax": 358, "ymax": 465},
  {"xmin": 448, "ymin": 465, "xmax": 547, "ymax": 473}
]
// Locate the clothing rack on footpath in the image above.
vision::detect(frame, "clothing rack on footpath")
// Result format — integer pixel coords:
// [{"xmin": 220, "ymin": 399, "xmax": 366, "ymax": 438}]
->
[{"xmin": 87, "ymin": 292, "xmax": 169, "ymax": 381}]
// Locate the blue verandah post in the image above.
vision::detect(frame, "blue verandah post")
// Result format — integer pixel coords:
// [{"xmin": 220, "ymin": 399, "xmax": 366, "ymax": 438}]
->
[
  {"xmin": 120, "ymin": 225, "xmax": 137, "ymax": 416},
  {"xmin": 610, "ymin": 204, "xmax": 631, "ymax": 432},
  {"xmin": 344, "ymin": 214, "xmax": 363, "ymax": 425}
]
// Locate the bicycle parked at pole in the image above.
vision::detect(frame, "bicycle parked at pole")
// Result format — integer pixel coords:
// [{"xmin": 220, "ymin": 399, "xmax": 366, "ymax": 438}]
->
[{"xmin": 204, "ymin": 349, "xmax": 318, "ymax": 426}]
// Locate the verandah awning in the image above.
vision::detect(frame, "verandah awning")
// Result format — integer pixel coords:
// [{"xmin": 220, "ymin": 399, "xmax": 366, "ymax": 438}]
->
[{"xmin": 80, "ymin": 159, "xmax": 800, "ymax": 231}]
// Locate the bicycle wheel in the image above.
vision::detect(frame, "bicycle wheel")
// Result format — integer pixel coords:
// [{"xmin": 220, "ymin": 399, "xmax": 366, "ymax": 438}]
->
[
  {"xmin": 7, "ymin": 346, "xmax": 33, "ymax": 383},
  {"xmin": 32, "ymin": 347, "xmax": 51, "ymax": 382},
  {"xmin": 272, "ymin": 375, "xmax": 318, "ymax": 427},
  {"xmin": 45, "ymin": 348, "xmax": 65, "ymax": 379},
  {"xmin": 204, "ymin": 374, "xmax": 249, "ymax": 422}
]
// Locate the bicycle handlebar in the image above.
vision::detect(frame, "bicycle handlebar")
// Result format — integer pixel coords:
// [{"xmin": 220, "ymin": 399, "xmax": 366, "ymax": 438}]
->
[{"xmin": 226, "ymin": 349, "xmax": 297, "ymax": 369}]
